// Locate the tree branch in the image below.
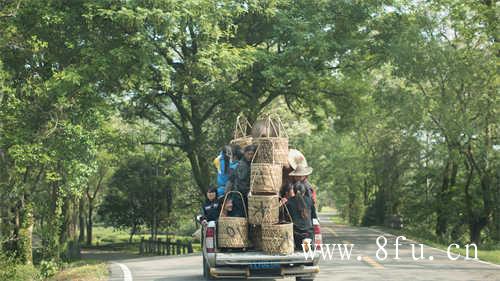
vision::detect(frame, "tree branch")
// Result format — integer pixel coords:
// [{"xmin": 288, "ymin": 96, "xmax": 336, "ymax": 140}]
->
[
  {"xmin": 152, "ymin": 103, "xmax": 183, "ymax": 132},
  {"xmin": 141, "ymin": 141, "xmax": 184, "ymax": 148},
  {"xmin": 200, "ymin": 97, "xmax": 224, "ymax": 122}
]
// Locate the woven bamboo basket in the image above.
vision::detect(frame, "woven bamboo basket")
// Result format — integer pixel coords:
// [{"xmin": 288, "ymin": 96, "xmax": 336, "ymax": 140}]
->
[
  {"xmin": 230, "ymin": 137, "xmax": 253, "ymax": 148},
  {"xmin": 261, "ymin": 205, "xmax": 294, "ymax": 255},
  {"xmin": 230, "ymin": 115, "xmax": 253, "ymax": 149},
  {"xmin": 217, "ymin": 191, "xmax": 250, "ymax": 248},
  {"xmin": 250, "ymin": 163, "xmax": 282, "ymax": 194},
  {"xmin": 248, "ymin": 194, "xmax": 280, "ymax": 225},
  {"xmin": 251, "ymin": 115, "xmax": 288, "ymax": 138},
  {"xmin": 252, "ymin": 137, "xmax": 289, "ymax": 166}
]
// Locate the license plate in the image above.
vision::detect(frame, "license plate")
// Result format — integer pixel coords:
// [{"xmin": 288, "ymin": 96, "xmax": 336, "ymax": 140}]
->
[{"xmin": 249, "ymin": 262, "xmax": 281, "ymax": 270}]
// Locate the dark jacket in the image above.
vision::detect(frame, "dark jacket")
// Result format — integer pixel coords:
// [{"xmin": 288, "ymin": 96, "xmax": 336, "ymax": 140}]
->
[
  {"xmin": 296, "ymin": 180, "xmax": 318, "ymax": 219},
  {"xmin": 234, "ymin": 158, "xmax": 251, "ymax": 195},
  {"xmin": 199, "ymin": 199, "xmax": 221, "ymax": 222},
  {"xmin": 283, "ymin": 195, "xmax": 315, "ymax": 232}
]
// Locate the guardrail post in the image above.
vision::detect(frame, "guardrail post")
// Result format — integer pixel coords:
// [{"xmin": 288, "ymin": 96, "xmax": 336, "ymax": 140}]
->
[
  {"xmin": 157, "ymin": 238, "xmax": 162, "ymax": 254},
  {"xmin": 176, "ymin": 239, "xmax": 181, "ymax": 255},
  {"xmin": 139, "ymin": 237, "xmax": 144, "ymax": 254},
  {"xmin": 166, "ymin": 238, "xmax": 171, "ymax": 255}
]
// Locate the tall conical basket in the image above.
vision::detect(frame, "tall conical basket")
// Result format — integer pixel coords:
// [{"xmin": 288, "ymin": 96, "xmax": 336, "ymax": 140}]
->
[{"xmin": 230, "ymin": 115, "xmax": 253, "ymax": 148}]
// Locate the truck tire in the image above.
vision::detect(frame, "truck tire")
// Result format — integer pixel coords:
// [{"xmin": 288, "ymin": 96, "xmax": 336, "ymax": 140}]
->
[
  {"xmin": 296, "ymin": 277, "xmax": 314, "ymax": 281},
  {"xmin": 203, "ymin": 255, "xmax": 215, "ymax": 280}
]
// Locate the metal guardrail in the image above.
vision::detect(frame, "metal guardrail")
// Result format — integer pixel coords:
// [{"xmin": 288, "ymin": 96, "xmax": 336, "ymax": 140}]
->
[{"xmin": 139, "ymin": 237, "xmax": 193, "ymax": 255}]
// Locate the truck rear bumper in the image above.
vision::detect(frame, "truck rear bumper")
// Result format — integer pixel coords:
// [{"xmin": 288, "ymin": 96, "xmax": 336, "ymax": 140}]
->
[
  {"xmin": 210, "ymin": 265, "xmax": 319, "ymax": 279},
  {"xmin": 214, "ymin": 251, "xmax": 320, "ymax": 266}
]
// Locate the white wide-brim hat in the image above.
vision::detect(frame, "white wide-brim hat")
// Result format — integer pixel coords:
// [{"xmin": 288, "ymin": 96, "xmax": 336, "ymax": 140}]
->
[
  {"xmin": 289, "ymin": 165, "xmax": 313, "ymax": 176},
  {"xmin": 288, "ymin": 149, "xmax": 308, "ymax": 170}
]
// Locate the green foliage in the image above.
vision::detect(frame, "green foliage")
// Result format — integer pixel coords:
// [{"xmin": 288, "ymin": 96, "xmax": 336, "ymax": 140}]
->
[
  {"xmin": 39, "ymin": 259, "xmax": 59, "ymax": 279},
  {"xmin": 0, "ymin": 0, "xmax": 498, "ymax": 274},
  {"xmin": 0, "ymin": 251, "xmax": 40, "ymax": 281}
]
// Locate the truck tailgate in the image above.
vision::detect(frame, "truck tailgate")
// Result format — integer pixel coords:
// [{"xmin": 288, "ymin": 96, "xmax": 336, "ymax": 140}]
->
[{"xmin": 215, "ymin": 250, "xmax": 319, "ymax": 266}]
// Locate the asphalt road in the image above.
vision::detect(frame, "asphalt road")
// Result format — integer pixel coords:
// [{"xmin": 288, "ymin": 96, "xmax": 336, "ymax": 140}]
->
[{"xmin": 107, "ymin": 213, "xmax": 500, "ymax": 281}]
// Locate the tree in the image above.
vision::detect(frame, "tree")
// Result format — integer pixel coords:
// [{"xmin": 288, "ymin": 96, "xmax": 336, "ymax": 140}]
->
[
  {"xmin": 98, "ymin": 150, "xmax": 190, "ymax": 240},
  {"xmin": 88, "ymin": 0, "xmax": 387, "ymax": 196}
]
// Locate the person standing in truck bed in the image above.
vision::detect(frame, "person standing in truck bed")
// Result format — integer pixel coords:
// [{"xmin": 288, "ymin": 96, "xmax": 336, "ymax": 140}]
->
[
  {"xmin": 280, "ymin": 181, "xmax": 316, "ymax": 250},
  {"xmin": 231, "ymin": 144, "xmax": 256, "ymax": 216}
]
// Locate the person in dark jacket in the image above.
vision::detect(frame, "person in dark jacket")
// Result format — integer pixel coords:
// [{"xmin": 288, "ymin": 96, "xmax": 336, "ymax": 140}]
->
[
  {"xmin": 280, "ymin": 182, "xmax": 316, "ymax": 250},
  {"xmin": 289, "ymin": 165, "xmax": 318, "ymax": 218},
  {"xmin": 231, "ymin": 144, "xmax": 256, "ymax": 216},
  {"xmin": 225, "ymin": 145, "xmax": 243, "ymax": 193},
  {"xmin": 197, "ymin": 187, "xmax": 221, "ymax": 226}
]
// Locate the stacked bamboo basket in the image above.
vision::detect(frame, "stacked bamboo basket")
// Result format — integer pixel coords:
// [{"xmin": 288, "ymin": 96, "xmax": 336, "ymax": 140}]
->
[
  {"xmin": 249, "ymin": 116, "xmax": 294, "ymax": 255},
  {"xmin": 217, "ymin": 115, "xmax": 294, "ymax": 255}
]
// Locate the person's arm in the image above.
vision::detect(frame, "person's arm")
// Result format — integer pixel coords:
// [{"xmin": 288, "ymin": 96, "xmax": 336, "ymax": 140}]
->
[
  {"xmin": 197, "ymin": 205, "xmax": 208, "ymax": 226},
  {"xmin": 234, "ymin": 163, "xmax": 246, "ymax": 191},
  {"xmin": 311, "ymin": 198, "xmax": 318, "ymax": 220}
]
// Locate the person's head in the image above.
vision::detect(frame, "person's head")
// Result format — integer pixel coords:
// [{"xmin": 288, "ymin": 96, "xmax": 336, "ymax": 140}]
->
[
  {"xmin": 289, "ymin": 165, "xmax": 312, "ymax": 182},
  {"xmin": 294, "ymin": 182, "xmax": 307, "ymax": 197},
  {"xmin": 291, "ymin": 175, "xmax": 307, "ymax": 182},
  {"xmin": 294, "ymin": 182, "xmax": 309, "ymax": 219},
  {"xmin": 223, "ymin": 145, "xmax": 232, "ymax": 158},
  {"xmin": 231, "ymin": 145, "xmax": 243, "ymax": 161},
  {"xmin": 224, "ymin": 199, "xmax": 233, "ymax": 212},
  {"xmin": 207, "ymin": 187, "xmax": 217, "ymax": 201},
  {"xmin": 243, "ymin": 145, "xmax": 256, "ymax": 162}
]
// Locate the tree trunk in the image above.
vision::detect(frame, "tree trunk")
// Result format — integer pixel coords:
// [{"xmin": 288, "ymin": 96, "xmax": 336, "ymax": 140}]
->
[
  {"xmin": 78, "ymin": 198, "xmax": 85, "ymax": 243},
  {"xmin": 17, "ymin": 196, "xmax": 34, "ymax": 264},
  {"xmin": 186, "ymin": 148, "xmax": 210, "ymax": 196},
  {"xmin": 436, "ymin": 160, "xmax": 457, "ymax": 237},
  {"xmin": 494, "ymin": 170, "xmax": 500, "ymax": 241},
  {"xmin": 86, "ymin": 200, "xmax": 93, "ymax": 246}
]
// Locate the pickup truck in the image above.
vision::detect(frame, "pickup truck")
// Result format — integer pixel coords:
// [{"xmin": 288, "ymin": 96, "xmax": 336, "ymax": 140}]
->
[{"xmin": 202, "ymin": 219, "xmax": 322, "ymax": 280}]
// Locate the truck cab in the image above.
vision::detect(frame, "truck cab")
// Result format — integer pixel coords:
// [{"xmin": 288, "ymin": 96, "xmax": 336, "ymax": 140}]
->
[{"xmin": 202, "ymin": 219, "xmax": 322, "ymax": 280}]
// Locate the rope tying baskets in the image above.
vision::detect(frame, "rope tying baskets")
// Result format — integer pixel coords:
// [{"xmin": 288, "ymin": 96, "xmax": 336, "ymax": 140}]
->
[
  {"xmin": 261, "ymin": 205, "xmax": 294, "ymax": 255},
  {"xmin": 217, "ymin": 191, "xmax": 250, "ymax": 248},
  {"xmin": 248, "ymin": 194, "xmax": 280, "ymax": 225},
  {"xmin": 250, "ymin": 163, "xmax": 282, "ymax": 194}
]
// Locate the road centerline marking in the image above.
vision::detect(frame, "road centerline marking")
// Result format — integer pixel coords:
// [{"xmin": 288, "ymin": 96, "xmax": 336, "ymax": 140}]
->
[
  {"xmin": 326, "ymin": 227, "xmax": 338, "ymax": 237},
  {"xmin": 362, "ymin": 256, "xmax": 384, "ymax": 269}
]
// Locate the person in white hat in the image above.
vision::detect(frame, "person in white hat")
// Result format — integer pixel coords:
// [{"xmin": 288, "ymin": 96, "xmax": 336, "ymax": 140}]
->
[{"xmin": 286, "ymin": 149, "xmax": 317, "ymax": 206}]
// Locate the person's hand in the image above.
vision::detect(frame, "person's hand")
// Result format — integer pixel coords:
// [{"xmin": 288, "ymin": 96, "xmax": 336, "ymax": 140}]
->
[{"xmin": 280, "ymin": 198, "xmax": 288, "ymax": 206}]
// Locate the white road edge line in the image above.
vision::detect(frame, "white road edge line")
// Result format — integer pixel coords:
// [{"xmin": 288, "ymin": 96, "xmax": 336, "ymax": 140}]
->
[
  {"xmin": 113, "ymin": 262, "xmax": 133, "ymax": 281},
  {"xmin": 365, "ymin": 227, "xmax": 500, "ymax": 269}
]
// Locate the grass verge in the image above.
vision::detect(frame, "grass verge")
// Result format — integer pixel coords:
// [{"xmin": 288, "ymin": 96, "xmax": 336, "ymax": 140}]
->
[{"xmin": 48, "ymin": 259, "xmax": 108, "ymax": 281}]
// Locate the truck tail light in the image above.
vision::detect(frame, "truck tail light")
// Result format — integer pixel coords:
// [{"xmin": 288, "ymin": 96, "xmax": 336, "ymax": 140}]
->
[
  {"xmin": 205, "ymin": 227, "xmax": 215, "ymax": 253},
  {"xmin": 313, "ymin": 223, "xmax": 322, "ymax": 250}
]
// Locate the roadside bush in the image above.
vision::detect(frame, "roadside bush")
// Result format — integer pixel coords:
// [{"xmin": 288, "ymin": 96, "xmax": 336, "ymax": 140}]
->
[
  {"xmin": 39, "ymin": 259, "xmax": 59, "ymax": 279},
  {"xmin": 0, "ymin": 251, "xmax": 40, "ymax": 281}
]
